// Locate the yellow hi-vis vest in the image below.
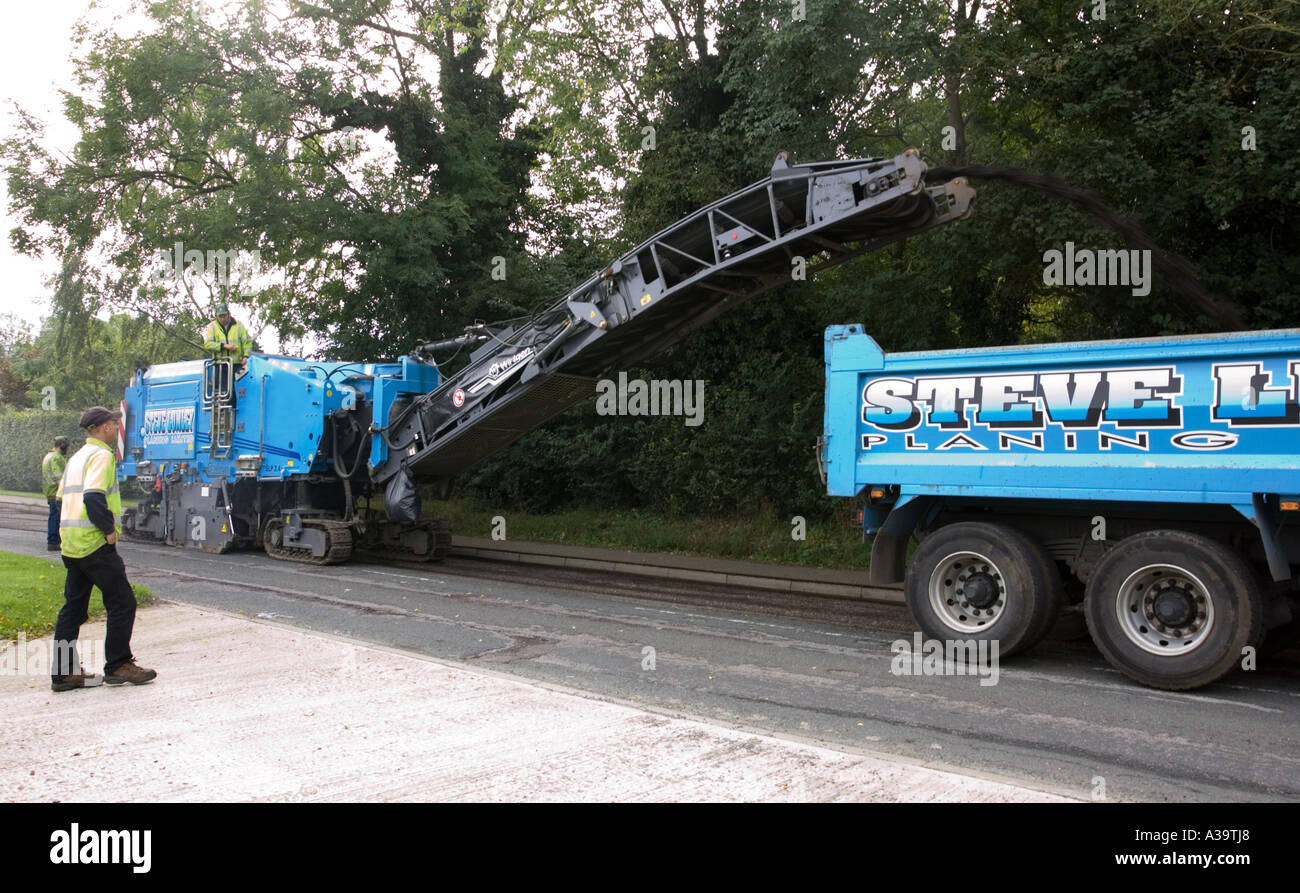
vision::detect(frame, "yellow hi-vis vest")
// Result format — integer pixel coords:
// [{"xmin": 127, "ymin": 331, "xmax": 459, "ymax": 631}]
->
[
  {"xmin": 202, "ymin": 318, "xmax": 253, "ymax": 359},
  {"xmin": 41, "ymin": 450, "xmax": 66, "ymax": 500},
  {"xmin": 58, "ymin": 437, "xmax": 121, "ymax": 559}
]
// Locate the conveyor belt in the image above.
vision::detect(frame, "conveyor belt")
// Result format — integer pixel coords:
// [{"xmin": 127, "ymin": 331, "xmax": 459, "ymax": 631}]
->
[{"xmin": 379, "ymin": 152, "xmax": 975, "ymax": 484}]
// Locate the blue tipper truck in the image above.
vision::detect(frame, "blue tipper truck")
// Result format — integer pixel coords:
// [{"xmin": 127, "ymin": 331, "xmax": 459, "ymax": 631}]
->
[{"xmin": 820, "ymin": 325, "xmax": 1300, "ymax": 689}]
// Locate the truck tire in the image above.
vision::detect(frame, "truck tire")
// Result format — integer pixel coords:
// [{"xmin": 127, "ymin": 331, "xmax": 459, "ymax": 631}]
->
[
  {"xmin": 1083, "ymin": 530, "xmax": 1264, "ymax": 690},
  {"xmin": 904, "ymin": 522, "xmax": 1063, "ymax": 657}
]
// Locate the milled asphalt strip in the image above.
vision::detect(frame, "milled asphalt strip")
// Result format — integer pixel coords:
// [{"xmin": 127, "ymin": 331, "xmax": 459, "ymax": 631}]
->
[
  {"xmin": 218, "ymin": 604, "xmax": 1092, "ymax": 801},
  {"xmin": 11, "ymin": 521, "xmax": 1298, "ymax": 799},
  {"xmin": 121, "ymin": 540, "xmax": 892, "ymax": 652},
  {"xmin": 0, "ymin": 494, "xmax": 900, "ymax": 603},
  {"xmin": 0, "ymin": 534, "xmax": 1121, "ymax": 798},
  {"xmin": 6, "ymin": 530, "xmax": 1295, "ymax": 800},
  {"xmin": 1, "ymin": 603, "xmax": 1075, "ymax": 802}
]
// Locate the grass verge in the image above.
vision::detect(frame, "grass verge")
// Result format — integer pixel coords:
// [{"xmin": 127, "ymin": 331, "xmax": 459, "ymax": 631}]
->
[
  {"xmin": 0, "ymin": 489, "xmax": 42, "ymax": 499},
  {"xmin": 419, "ymin": 498, "xmax": 872, "ymax": 570},
  {"xmin": 0, "ymin": 550, "xmax": 155, "ymax": 640}
]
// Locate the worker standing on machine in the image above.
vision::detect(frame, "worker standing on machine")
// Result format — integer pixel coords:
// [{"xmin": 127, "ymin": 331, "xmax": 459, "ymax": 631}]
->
[
  {"xmin": 41, "ymin": 435, "xmax": 70, "ymax": 551},
  {"xmin": 202, "ymin": 301, "xmax": 253, "ymax": 361}
]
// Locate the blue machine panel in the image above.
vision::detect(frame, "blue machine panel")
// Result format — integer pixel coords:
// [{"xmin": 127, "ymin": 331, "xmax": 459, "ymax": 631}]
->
[{"xmin": 120, "ymin": 353, "xmax": 439, "ymax": 485}]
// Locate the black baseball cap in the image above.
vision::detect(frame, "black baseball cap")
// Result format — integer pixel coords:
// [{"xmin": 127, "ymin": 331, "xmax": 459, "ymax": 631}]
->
[{"xmin": 79, "ymin": 406, "xmax": 122, "ymax": 428}]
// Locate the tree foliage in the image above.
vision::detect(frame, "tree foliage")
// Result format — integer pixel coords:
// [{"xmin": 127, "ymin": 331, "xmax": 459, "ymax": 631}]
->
[
  {"xmin": 4, "ymin": 0, "xmax": 561, "ymax": 358},
  {"xmin": 1, "ymin": 311, "xmax": 196, "ymax": 411},
  {"xmin": 6, "ymin": 0, "xmax": 1298, "ymax": 519}
]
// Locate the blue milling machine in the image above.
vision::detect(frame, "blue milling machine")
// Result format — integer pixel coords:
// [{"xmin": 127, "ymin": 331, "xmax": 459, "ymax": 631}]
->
[{"xmin": 121, "ymin": 354, "xmax": 446, "ymax": 562}]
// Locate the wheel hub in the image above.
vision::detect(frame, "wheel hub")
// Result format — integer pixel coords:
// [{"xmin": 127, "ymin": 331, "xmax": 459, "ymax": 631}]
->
[
  {"xmin": 1151, "ymin": 585, "xmax": 1195, "ymax": 628},
  {"xmin": 964, "ymin": 573, "xmax": 999, "ymax": 608},
  {"xmin": 927, "ymin": 551, "xmax": 1007, "ymax": 633},
  {"xmin": 1115, "ymin": 564, "xmax": 1214, "ymax": 656}
]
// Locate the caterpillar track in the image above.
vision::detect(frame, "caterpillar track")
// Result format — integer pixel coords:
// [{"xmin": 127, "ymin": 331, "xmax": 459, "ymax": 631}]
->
[
  {"xmin": 353, "ymin": 518, "xmax": 452, "ymax": 563},
  {"xmin": 122, "ymin": 499, "xmax": 445, "ymax": 566},
  {"xmin": 263, "ymin": 518, "xmax": 354, "ymax": 565}
]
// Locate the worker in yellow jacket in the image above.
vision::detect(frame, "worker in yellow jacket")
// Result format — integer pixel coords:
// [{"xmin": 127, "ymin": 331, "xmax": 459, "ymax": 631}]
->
[
  {"xmin": 41, "ymin": 435, "xmax": 69, "ymax": 551},
  {"xmin": 51, "ymin": 406, "xmax": 157, "ymax": 692},
  {"xmin": 201, "ymin": 301, "xmax": 253, "ymax": 360}
]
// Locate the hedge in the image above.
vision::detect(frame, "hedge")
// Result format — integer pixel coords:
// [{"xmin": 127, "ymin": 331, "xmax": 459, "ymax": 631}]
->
[{"xmin": 0, "ymin": 410, "xmax": 85, "ymax": 493}]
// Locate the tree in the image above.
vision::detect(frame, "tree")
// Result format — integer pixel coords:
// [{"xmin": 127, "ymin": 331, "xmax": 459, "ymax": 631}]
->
[
  {"xmin": 3, "ymin": 0, "xmax": 546, "ymax": 360},
  {"xmin": 980, "ymin": 0, "xmax": 1300, "ymax": 335},
  {"xmin": 7, "ymin": 310, "xmax": 197, "ymax": 411},
  {"xmin": 0, "ymin": 315, "xmax": 36, "ymax": 408},
  {"xmin": 476, "ymin": 0, "xmax": 1300, "ymax": 518}
]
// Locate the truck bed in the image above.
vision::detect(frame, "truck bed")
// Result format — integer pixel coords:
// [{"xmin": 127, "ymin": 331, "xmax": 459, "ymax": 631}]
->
[{"xmin": 822, "ymin": 326, "xmax": 1300, "ymax": 508}]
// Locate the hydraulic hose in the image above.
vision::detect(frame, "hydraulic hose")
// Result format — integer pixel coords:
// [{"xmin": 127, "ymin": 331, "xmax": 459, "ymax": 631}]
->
[{"xmin": 924, "ymin": 164, "xmax": 1242, "ymax": 331}]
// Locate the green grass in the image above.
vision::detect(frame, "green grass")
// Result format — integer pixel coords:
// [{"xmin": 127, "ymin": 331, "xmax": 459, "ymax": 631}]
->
[
  {"xmin": 0, "ymin": 489, "xmax": 42, "ymax": 499},
  {"xmin": 408, "ymin": 498, "xmax": 873, "ymax": 570},
  {"xmin": 0, "ymin": 550, "xmax": 155, "ymax": 641}
]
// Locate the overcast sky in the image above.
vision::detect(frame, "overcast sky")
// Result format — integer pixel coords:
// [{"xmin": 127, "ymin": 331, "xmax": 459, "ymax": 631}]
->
[{"xmin": 0, "ymin": 1, "xmax": 101, "ymax": 332}]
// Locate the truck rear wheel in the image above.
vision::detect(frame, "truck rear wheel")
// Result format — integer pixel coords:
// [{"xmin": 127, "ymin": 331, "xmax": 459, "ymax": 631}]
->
[
  {"xmin": 904, "ymin": 522, "xmax": 1063, "ymax": 657},
  {"xmin": 1083, "ymin": 530, "xmax": 1264, "ymax": 690}
]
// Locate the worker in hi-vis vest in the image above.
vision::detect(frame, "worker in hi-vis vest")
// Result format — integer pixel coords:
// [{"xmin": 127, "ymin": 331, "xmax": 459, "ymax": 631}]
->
[
  {"xmin": 202, "ymin": 301, "xmax": 253, "ymax": 360},
  {"xmin": 41, "ymin": 435, "xmax": 69, "ymax": 551},
  {"xmin": 51, "ymin": 406, "xmax": 156, "ymax": 692}
]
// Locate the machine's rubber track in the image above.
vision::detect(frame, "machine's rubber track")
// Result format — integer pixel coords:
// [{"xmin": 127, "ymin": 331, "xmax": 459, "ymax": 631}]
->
[
  {"xmin": 122, "ymin": 509, "xmax": 157, "ymax": 544},
  {"xmin": 353, "ymin": 518, "xmax": 452, "ymax": 563},
  {"xmin": 426, "ymin": 519, "xmax": 453, "ymax": 560},
  {"xmin": 122, "ymin": 526, "xmax": 161, "ymax": 545},
  {"xmin": 263, "ymin": 518, "xmax": 354, "ymax": 565},
  {"xmin": 413, "ymin": 518, "xmax": 453, "ymax": 562}
]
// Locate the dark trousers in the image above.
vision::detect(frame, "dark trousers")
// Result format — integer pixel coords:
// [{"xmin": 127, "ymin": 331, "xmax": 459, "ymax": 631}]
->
[
  {"xmin": 51, "ymin": 544, "xmax": 136, "ymax": 679},
  {"xmin": 46, "ymin": 499, "xmax": 60, "ymax": 546}
]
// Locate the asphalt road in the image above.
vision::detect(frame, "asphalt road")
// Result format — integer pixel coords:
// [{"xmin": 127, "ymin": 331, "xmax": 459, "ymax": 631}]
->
[{"xmin": 4, "ymin": 521, "xmax": 1299, "ymax": 802}]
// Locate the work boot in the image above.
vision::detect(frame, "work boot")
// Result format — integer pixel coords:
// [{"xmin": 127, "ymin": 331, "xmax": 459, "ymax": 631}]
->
[
  {"xmin": 105, "ymin": 660, "xmax": 157, "ymax": 686},
  {"xmin": 51, "ymin": 671, "xmax": 104, "ymax": 692},
  {"xmin": 46, "ymin": 544, "xmax": 60, "ymax": 551}
]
